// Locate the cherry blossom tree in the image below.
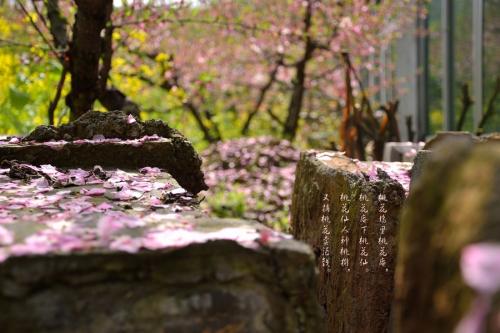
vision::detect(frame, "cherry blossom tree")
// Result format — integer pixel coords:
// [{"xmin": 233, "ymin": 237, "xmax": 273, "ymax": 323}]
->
[
  {"xmin": 6, "ymin": 0, "xmax": 414, "ymax": 144},
  {"xmin": 114, "ymin": 0, "xmax": 414, "ymax": 142}
]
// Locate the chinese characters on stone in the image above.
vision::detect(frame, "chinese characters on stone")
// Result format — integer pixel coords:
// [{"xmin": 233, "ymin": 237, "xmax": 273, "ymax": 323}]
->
[
  {"xmin": 378, "ymin": 193, "xmax": 389, "ymax": 271},
  {"xmin": 359, "ymin": 193, "xmax": 369, "ymax": 270},
  {"xmin": 320, "ymin": 193, "xmax": 331, "ymax": 273},
  {"xmin": 340, "ymin": 193, "xmax": 350, "ymax": 271}
]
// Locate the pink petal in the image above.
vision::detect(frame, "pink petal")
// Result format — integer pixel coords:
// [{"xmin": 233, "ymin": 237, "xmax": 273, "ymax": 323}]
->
[
  {"xmin": 153, "ymin": 182, "xmax": 171, "ymax": 190},
  {"xmin": 110, "ymin": 189, "xmax": 143, "ymax": 201},
  {"xmin": 139, "ymin": 167, "xmax": 162, "ymax": 175},
  {"xmin": 80, "ymin": 188, "xmax": 106, "ymax": 196},
  {"xmin": 110, "ymin": 235, "xmax": 141, "ymax": 253},
  {"xmin": 461, "ymin": 243, "xmax": 500, "ymax": 295},
  {"xmin": 95, "ymin": 202, "xmax": 114, "ymax": 211},
  {"xmin": 127, "ymin": 114, "xmax": 137, "ymax": 124},
  {"xmin": 97, "ymin": 215, "xmax": 124, "ymax": 240}
]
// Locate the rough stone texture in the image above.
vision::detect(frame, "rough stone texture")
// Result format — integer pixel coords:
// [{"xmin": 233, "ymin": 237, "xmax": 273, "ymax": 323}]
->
[
  {"xmin": 291, "ymin": 151, "xmax": 410, "ymax": 333},
  {"xmin": 423, "ymin": 131, "xmax": 479, "ymax": 150},
  {"xmin": 409, "ymin": 149, "xmax": 432, "ymax": 189},
  {"xmin": 24, "ymin": 110, "xmax": 179, "ymax": 142},
  {"xmin": 0, "ymin": 138, "xmax": 207, "ymax": 194},
  {"xmin": 0, "ymin": 164, "xmax": 325, "ymax": 333},
  {"xmin": 0, "ymin": 234, "xmax": 323, "ymax": 333},
  {"xmin": 424, "ymin": 131, "xmax": 500, "ymax": 151},
  {"xmin": 394, "ymin": 141, "xmax": 500, "ymax": 333}
]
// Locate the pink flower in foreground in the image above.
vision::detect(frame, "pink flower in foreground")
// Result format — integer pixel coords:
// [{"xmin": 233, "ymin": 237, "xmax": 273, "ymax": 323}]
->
[
  {"xmin": 461, "ymin": 243, "xmax": 500, "ymax": 295},
  {"xmin": 455, "ymin": 243, "xmax": 500, "ymax": 333}
]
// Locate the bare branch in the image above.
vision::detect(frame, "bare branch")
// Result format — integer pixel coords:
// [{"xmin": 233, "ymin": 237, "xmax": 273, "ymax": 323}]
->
[
  {"xmin": 456, "ymin": 83, "xmax": 473, "ymax": 131},
  {"xmin": 241, "ymin": 55, "xmax": 283, "ymax": 135},
  {"xmin": 477, "ymin": 76, "xmax": 500, "ymax": 134},
  {"xmin": 48, "ymin": 67, "xmax": 67, "ymax": 125},
  {"xmin": 15, "ymin": 0, "xmax": 60, "ymax": 60}
]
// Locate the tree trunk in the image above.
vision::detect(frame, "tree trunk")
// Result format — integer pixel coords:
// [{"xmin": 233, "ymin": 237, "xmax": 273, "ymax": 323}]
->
[
  {"xmin": 282, "ymin": 0, "xmax": 315, "ymax": 141},
  {"xmin": 291, "ymin": 150, "xmax": 410, "ymax": 333},
  {"xmin": 66, "ymin": 0, "xmax": 113, "ymax": 120}
]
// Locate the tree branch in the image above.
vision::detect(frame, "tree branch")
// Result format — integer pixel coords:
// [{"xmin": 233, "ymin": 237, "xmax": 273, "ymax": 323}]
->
[
  {"xmin": 456, "ymin": 83, "xmax": 473, "ymax": 131},
  {"xmin": 282, "ymin": 0, "xmax": 316, "ymax": 140},
  {"xmin": 15, "ymin": 0, "xmax": 60, "ymax": 60},
  {"xmin": 48, "ymin": 67, "xmax": 67, "ymax": 125},
  {"xmin": 477, "ymin": 76, "xmax": 500, "ymax": 134},
  {"xmin": 241, "ymin": 56, "xmax": 283, "ymax": 135}
]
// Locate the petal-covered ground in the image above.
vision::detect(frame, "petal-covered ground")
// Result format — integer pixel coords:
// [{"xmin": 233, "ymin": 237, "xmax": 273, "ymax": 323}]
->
[
  {"xmin": 202, "ymin": 137, "xmax": 300, "ymax": 230},
  {"xmin": 0, "ymin": 163, "xmax": 288, "ymax": 263},
  {"xmin": 202, "ymin": 137, "xmax": 412, "ymax": 231}
]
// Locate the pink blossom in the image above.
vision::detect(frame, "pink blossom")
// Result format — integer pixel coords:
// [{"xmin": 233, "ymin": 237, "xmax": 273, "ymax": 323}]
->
[
  {"xmin": 59, "ymin": 198, "xmax": 93, "ymax": 213},
  {"xmin": 97, "ymin": 215, "xmax": 125, "ymax": 240},
  {"xmin": 95, "ymin": 202, "xmax": 114, "ymax": 211},
  {"xmin": 129, "ymin": 181, "xmax": 153, "ymax": 192},
  {"xmin": 33, "ymin": 177, "xmax": 51, "ymax": 189},
  {"xmin": 149, "ymin": 196, "xmax": 163, "ymax": 206},
  {"xmin": 461, "ymin": 243, "xmax": 500, "ymax": 295},
  {"xmin": 10, "ymin": 233, "xmax": 54, "ymax": 256},
  {"xmin": 59, "ymin": 235, "xmax": 86, "ymax": 252},
  {"xmin": 127, "ymin": 114, "xmax": 137, "ymax": 124},
  {"xmin": 109, "ymin": 189, "xmax": 143, "ymax": 201},
  {"xmin": 153, "ymin": 182, "xmax": 171, "ymax": 190},
  {"xmin": 80, "ymin": 188, "xmax": 106, "ymax": 196},
  {"xmin": 139, "ymin": 167, "xmax": 162, "ymax": 175},
  {"xmin": 110, "ymin": 235, "xmax": 142, "ymax": 253},
  {"xmin": 455, "ymin": 243, "xmax": 500, "ymax": 333}
]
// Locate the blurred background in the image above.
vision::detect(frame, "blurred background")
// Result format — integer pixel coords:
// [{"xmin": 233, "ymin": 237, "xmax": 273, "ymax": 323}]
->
[{"xmin": 0, "ymin": 0, "xmax": 498, "ymax": 229}]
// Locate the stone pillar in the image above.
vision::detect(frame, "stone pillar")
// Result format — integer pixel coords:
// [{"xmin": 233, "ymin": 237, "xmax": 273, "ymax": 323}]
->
[
  {"xmin": 394, "ymin": 141, "xmax": 500, "ymax": 333},
  {"xmin": 291, "ymin": 151, "xmax": 410, "ymax": 332}
]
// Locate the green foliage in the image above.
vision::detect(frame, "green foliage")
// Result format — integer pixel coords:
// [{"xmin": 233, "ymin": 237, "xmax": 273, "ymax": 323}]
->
[{"xmin": 206, "ymin": 188, "xmax": 247, "ymax": 219}]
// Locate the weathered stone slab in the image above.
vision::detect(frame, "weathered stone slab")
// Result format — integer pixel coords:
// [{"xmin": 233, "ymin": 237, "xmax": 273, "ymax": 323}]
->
[
  {"xmin": 0, "ymin": 137, "xmax": 207, "ymax": 194},
  {"xmin": 394, "ymin": 141, "xmax": 500, "ymax": 333},
  {"xmin": 0, "ymin": 163, "xmax": 324, "ymax": 333},
  {"xmin": 291, "ymin": 151, "xmax": 410, "ymax": 333},
  {"xmin": 0, "ymin": 110, "xmax": 207, "ymax": 194}
]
